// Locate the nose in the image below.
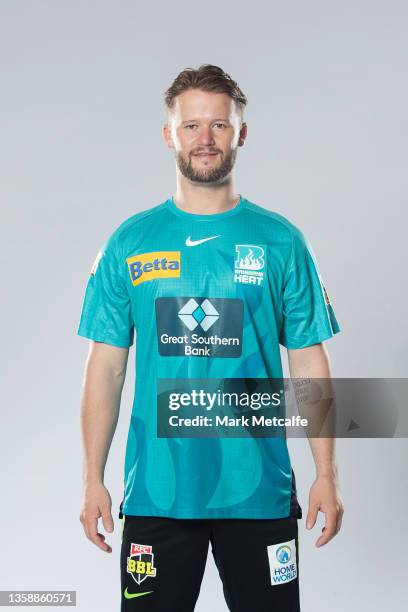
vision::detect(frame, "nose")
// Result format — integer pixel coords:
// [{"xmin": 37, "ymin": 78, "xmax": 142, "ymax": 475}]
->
[{"xmin": 197, "ymin": 125, "xmax": 215, "ymax": 146}]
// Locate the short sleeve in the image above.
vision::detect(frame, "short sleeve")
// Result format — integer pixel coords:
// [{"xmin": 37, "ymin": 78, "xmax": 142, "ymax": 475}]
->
[
  {"xmin": 77, "ymin": 235, "xmax": 134, "ymax": 348},
  {"xmin": 279, "ymin": 228, "xmax": 340, "ymax": 349}
]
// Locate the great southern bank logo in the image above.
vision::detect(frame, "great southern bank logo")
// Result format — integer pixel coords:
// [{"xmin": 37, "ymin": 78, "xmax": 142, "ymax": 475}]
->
[
  {"xmin": 234, "ymin": 244, "xmax": 266, "ymax": 286},
  {"xmin": 178, "ymin": 298, "xmax": 219, "ymax": 332},
  {"xmin": 126, "ymin": 251, "xmax": 180, "ymax": 287},
  {"xmin": 155, "ymin": 296, "xmax": 243, "ymax": 358}
]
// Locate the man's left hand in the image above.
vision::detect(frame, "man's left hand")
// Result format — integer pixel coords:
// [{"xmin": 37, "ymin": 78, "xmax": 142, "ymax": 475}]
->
[{"xmin": 306, "ymin": 475, "xmax": 344, "ymax": 547}]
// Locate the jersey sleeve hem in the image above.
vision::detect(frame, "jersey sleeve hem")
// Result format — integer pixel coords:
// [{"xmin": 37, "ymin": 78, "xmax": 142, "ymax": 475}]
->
[
  {"xmin": 77, "ymin": 326, "xmax": 134, "ymax": 348},
  {"xmin": 280, "ymin": 326, "xmax": 341, "ymax": 350}
]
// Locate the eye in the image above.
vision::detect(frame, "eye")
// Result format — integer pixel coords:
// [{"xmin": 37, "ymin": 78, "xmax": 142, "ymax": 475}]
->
[
  {"xmin": 213, "ymin": 123, "xmax": 227, "ymax": 129},
  {"xmin": 185, "ymin": 124, "xmax": 198, "ymax": 129}
]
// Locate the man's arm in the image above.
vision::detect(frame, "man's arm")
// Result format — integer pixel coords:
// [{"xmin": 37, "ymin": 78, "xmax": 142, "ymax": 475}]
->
[
  {"xmin": 287, "ymin": 342, "xmax": 344, "ymax": 547},
  {"xmin": 79, "ymin": 341, "xmax": 129, "ymax": 553}
]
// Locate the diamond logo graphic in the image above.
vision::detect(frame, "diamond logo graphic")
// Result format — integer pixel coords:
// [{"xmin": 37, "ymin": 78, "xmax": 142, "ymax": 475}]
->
[{"xmin": 178, "ymin": 298, "xmax": 219, "ymax": 331}]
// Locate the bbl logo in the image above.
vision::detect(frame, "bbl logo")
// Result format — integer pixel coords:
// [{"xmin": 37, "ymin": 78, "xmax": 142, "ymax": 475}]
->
[
  {"xmin": 127, "ymin": 543, "xmax": 157, "ymax": 585},
  {"xmin": 234, "ymin": 244, "xmax": 266, "ymax": 286}
]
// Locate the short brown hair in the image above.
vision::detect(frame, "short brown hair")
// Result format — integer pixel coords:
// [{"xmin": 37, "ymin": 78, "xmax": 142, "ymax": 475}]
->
[{"xmin": 164, "ymin": 64, "xmax": 247, "ymax": 115}]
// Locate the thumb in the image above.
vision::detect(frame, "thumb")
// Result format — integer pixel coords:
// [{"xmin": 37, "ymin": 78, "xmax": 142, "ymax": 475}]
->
[
  {"xmin": 101, "ymin": 507, "xmax": 114, "ymax": 533},
  {"xmin": 306, "ymin": 504, "xmax": 319, "ymax": 530}
]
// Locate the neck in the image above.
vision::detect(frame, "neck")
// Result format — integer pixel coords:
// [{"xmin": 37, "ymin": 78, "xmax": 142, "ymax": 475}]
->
[{"xmin": 173, "ymin": 174, "xmax": 240, "ymax": 215}]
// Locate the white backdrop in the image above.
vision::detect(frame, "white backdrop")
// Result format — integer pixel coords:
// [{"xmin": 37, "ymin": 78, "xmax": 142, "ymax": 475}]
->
[{"xmin": 1, "ymin": 1, "xmax": 407, "ymax": 610}]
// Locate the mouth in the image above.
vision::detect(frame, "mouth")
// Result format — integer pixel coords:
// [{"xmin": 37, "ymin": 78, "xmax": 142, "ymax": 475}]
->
[{"xmin": 192, "ymin": 152, "xmax": 219, "ymax": 159}]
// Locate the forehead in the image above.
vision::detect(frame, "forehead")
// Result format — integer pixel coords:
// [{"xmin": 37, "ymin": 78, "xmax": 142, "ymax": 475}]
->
[{"xmin": 171, "ymin": 89, "xmax": 237, "ymax": 120}]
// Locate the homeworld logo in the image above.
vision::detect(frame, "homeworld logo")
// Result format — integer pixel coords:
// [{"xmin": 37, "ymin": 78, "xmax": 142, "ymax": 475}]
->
[
  {"xmin": 267, "ymin": 538, "xmax": 298, "ymax": 586},
  {"xmin": 178, "ymin": 298, "xmax": 219, "ymax": 331},
  {"xmin": 234, "ymin": 244, "xmax": 266, "ymax": 286}
]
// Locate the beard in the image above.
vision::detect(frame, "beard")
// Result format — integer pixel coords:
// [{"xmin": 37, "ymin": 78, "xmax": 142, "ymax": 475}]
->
[{"xmin": 175, "ymin": 147, "xmax": 238, "ymax": 184}]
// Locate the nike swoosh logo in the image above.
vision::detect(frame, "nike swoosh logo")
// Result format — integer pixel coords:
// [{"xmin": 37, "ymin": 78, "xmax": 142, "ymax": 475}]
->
[
  {"xmin": 185, "ymin": 235, "xmax": 221, "ymax": 247},
  {"xmin": 124, "ymin": 588, "xmax": 153, "ymax": 599}
]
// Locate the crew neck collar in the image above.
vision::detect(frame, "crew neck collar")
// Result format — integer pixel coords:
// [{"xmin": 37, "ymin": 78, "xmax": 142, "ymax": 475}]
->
[{"xmin": 166, "ymin": 194, "xmax": 247, "ymax": 220}]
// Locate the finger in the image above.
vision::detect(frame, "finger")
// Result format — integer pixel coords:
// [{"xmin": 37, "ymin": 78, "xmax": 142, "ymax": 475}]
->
[
  {"xmin": 316, "ymin": 511, "xmax": 337, "ymax": 547},
  {"xmin": 95, "ymin": 533, "xmax": 112, "ymax": 553},
  {"xmin": 316, "ymin": 512, "xmax": 337, "ymax": 547},
  {"xmin": 86, "ymin": 515, "xmax": 98, "ymax": 542},
  {"xmin": 91, "ymin": 530, "xmax": 112, "ymax": 553},
  {"xmin": 79, "ymin": 513, "xmax": 91, "ymax": 540},
  {"xmin": 87, "ymin": 517, "xmax": 111, "ymax": 552},
  {"xmin": 335, "ymin": 508, "xmax": 344, "ymax": 533}
]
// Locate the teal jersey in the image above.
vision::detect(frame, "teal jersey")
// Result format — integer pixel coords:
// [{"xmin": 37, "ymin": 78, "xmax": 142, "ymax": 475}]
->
[{"xmin": 77, "ymin": 195, "xmax": 340, "ymax": 519}]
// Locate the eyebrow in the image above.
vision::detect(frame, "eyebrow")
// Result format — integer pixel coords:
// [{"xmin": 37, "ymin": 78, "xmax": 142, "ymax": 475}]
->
[{"xmin": 181, "ymin": 118, "xmax": 230, "ymax": 124}]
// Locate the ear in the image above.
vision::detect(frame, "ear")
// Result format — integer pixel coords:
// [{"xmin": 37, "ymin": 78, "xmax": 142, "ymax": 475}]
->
[
  {"xmin": 238, "ymin": 122, "xmax": 248, "ymax": 147},
  {"xmin": 162, "ymin": 123, "xmax": 175, "ymax": 150}
]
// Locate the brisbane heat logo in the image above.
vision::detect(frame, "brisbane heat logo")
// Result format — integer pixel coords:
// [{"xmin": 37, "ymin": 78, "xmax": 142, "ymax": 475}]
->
[
  {"xmin": 127, "ymin": 543, "xmax": 157, "ymax": 585},
  {"xmin": 126, "ymin": 251, "xmax": 180, "ymax": 287},
  {"xmin": 234, "ymin": 244, "xmax": 266, "ymax": 286}
]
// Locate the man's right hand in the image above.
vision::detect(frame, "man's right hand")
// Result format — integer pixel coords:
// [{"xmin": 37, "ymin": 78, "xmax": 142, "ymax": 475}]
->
[{"xmin": 79, "ymin": 482, "xmax": 114, "ymax": 553}]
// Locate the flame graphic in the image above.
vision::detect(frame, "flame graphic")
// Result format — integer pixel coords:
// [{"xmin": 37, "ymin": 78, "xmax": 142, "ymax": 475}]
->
[{"xmin": 238, "ymin": 248, "xmax": 263, "ymax": 270}]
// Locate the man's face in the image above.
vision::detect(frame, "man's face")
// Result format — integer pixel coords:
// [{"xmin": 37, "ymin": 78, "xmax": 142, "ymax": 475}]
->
[{"xmin": 164, "ymin": 89, "xmax": 246, "ymax": 184}]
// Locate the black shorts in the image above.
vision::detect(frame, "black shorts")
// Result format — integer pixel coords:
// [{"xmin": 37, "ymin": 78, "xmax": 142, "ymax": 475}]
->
[{"xmin": 120, "ymin": 515, "xmax": 300, "ymax": 611}]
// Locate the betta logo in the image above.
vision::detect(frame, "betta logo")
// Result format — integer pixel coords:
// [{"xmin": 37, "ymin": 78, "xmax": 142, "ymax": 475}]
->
[{"xmin": 126, "ymin": 251, "xmax": 180, "ymax": 286}]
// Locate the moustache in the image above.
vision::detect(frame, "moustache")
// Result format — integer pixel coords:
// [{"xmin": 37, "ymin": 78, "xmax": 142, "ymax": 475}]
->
[{"xmin": 190, "ymin": 149, "xmax": 222, "ymax": 156}]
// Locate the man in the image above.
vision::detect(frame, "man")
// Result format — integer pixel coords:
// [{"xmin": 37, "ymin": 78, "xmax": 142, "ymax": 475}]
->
[{"xmin": 78, "ymin": 64, "xmax": 344, "ymax": 611}]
